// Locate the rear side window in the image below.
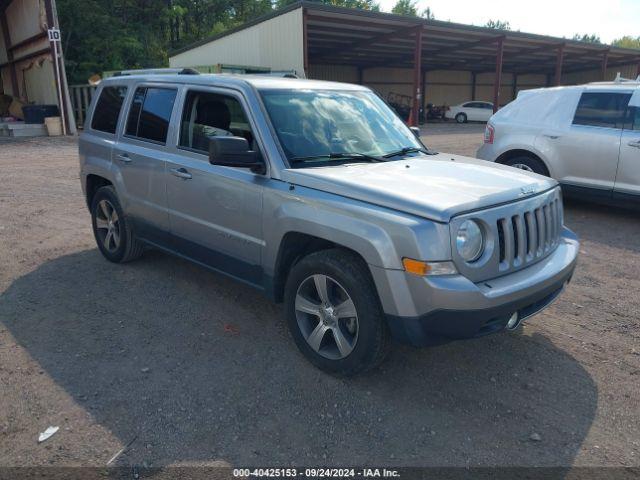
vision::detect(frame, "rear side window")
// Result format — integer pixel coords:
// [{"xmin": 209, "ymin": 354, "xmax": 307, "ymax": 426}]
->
[
  {"xmin": 572, "ymin": 92, "xmax": 631, "ymax": 129},
  {"xmin": 125, "ymin": 87, "xmax": 177, "ymax": 143},
  {"xmin": 91, "ymin": 86, "xmax": 127, "ymax": 134}
]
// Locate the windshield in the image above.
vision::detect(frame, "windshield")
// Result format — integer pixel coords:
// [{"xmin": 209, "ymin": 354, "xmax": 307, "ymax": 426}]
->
[{"xmin": 259, "ymin": 89, "xmax": 424, "ymax": 166}]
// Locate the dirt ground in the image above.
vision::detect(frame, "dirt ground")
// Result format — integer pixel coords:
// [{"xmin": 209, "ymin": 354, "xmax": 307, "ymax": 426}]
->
[{"xmin": 0, "ymin": 125, "xmax": 639, "ymax": 471}]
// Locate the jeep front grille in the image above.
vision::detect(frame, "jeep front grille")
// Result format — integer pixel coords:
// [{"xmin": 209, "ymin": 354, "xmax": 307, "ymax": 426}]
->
[
  {"xmin": 496, "ymin": 198, "xmax": 562, "ymax": 272},
  {"xmin": 449, "ymin": 187, "xmax": 564, "ymax": 283}
]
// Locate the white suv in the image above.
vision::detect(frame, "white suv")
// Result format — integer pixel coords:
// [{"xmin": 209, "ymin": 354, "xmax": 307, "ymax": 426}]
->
[{"xmin": 477, "ymin": 80, "xmax": 640, "ymax": 206}]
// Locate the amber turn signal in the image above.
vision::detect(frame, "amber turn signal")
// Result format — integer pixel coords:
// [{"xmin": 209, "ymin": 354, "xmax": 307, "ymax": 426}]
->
[
  {"xmin": 402, "ymin": 258, "xmax": 430, "ymax": 276},
  {"xmin": 402, "ymin": 258, "xmax": 458, "ymax": 276}
]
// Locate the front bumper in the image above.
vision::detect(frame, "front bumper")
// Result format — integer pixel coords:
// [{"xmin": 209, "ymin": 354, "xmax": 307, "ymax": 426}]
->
[{"xmin": 375, "ymin": 227, "xmax": 579, "ymax": 346}]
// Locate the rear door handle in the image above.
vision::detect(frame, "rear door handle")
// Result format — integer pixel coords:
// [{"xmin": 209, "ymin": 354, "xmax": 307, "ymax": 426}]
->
[
  {"xmin": 170, "ymin": 167, "xmax": 192, "ymax": 180},
  {"xmin": 116, "ymin": 152, "xmax": 131, "ymax": 163},
  {"xmin": 543, "ymin": 134, "xmax": 561, "ymax": 140},
  {"xmin": 628, "ymin": 140, "xmax": 640, "ymax": 148}
]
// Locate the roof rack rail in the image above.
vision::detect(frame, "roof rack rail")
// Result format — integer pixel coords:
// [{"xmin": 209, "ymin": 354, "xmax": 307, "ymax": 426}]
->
[
  {"xmin": 613, "ymin": 72, "xmax": 640, "ymax": 83},
  {"xmin": 113, "ymin": 68, "xmax": 200, "ymax": 77}
]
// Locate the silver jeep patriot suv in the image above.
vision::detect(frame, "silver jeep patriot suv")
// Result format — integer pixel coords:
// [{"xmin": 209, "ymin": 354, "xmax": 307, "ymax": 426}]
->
[{"xmin": 79, "ymin": 70, "xmax": 579, "ymax": 376}]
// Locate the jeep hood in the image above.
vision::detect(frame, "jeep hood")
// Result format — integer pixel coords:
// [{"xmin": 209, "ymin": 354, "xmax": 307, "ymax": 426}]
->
[{"xmin": 281, "ymin": 153, "xmax": 557, "ymax": 223}]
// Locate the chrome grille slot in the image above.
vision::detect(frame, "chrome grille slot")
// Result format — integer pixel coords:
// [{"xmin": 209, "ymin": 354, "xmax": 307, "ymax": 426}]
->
[
  {"xmin": 524, "ymin": 211, "xmax": 536, "ymax": 258},
  {"xmin": 451, "ymin": 188, "xmax": 563, "ymax": 283},
  {"xmin": 497, "ymin": 220, "xmax": 505, "ymax": 263}
]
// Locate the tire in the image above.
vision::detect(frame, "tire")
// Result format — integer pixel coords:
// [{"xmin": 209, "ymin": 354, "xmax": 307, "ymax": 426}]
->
[
  {"xmin": 284, "ymin": 248, "xmax": 390, "ymax": 376},
  {"xmin": 503, "ymin": 155, "xmax": 549, "ymax": 176},
  {"xmin": 90, "ymin": 185, "xmax": 144, "ymax": 263},
  {"xmin": 455, "ymin": 113, "xmax": 467, "ymax": 123}
]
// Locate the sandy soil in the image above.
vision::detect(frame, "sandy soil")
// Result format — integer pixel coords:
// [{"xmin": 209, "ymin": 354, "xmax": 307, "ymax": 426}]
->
[{"xmin": 0, "ymin": 129, "xmax": 638, "ymax": 471}]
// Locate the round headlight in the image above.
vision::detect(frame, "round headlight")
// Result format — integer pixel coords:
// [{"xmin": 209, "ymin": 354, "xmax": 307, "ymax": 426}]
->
[{"xmin": 456, "ymin": 220, "xmax": 484, "ymax": 262}]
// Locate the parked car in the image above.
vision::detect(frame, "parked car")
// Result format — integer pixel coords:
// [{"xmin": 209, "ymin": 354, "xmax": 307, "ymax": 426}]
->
[
  {"xmin": 445, "ymin": 101, "xmax": 494, "ymax": 123},
  {"xmin": 79, "ymin": 70, "xmax": 578, "ymax": 376},
  {"xmin": 477, "ymin": 80, "xmax": 640, "ymax": 206}
]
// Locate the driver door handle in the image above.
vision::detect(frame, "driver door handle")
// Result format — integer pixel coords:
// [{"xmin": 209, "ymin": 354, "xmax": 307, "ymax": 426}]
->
[
  {"xmin": 543, "ymin": 134, "xmax": 561, "ymax": 140},
  {"xmin": 170, "ymin": 167, "xmax": 192, "ymax": 180},
  {"xmin": 628, "ymin": 140, "xmax": 640, "ymax": 149}
]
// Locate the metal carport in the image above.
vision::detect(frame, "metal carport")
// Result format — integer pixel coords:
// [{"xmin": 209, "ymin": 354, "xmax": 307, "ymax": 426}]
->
[
  {"xmin": 301, "ymin": 2, "xmax": 640, "ymax": 123},
  {"xmin": 169, "ymin": 2, "xmax": 640, "ymax": 126}
]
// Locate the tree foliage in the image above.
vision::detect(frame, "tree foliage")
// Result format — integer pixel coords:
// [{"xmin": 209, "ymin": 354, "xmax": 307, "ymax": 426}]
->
[
  {"xmin": 58, "ymin": 0, "xmax": 381, "ymax": 84},
  {"xmin": 276, "ymin": 0, "xmax": 379, "ymax": 9},
  {"xmin": 612, "ymin": 36, "xmax": 640, "ymax": 50},
  {"xmin": 485, "ymin": 19, "xmax": 510, "ymax": 30},
  {"xmin": 391, "ymin": 0, "xmax": 433, "ymax": 19},
  {"xmin": 572, "ymin": 33, "xmax": 601, "ymax": 44}
]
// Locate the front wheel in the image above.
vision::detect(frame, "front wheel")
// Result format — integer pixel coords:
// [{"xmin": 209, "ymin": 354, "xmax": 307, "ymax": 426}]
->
[
  {"xmin": 284, "ymin": 249, "xmax": 390, "ymax": 376},
  {"xmin": 455, "ymin": 113, "xmax": 467, "ymax": 123}
]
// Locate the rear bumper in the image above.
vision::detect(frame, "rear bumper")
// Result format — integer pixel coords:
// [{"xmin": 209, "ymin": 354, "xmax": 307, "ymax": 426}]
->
[
  {"xmin": 476, "ymin": 143, "xmax": 497, "ymax": 161},
  {"xmin": 380, "ymin": 227, "xmax": 579, "ymax": 346}
]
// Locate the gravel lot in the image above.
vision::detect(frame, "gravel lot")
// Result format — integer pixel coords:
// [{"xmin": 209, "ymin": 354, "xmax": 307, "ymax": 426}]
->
[{"xmin": 0, "ymin": 125, "xmax": 639, "ymax": 470}]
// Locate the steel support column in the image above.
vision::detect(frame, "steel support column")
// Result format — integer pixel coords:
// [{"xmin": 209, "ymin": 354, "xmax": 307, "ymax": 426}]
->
[
  {"xmin": 555, "ymin": 44, "xmax": 565, "ymax": 86},
  {"xmin": 601, "ymin": 49, "xmax": 609, "ymax": 81},
  {"xmin": 492, "ymin": 37, "xmax": 504, "ymax": 113},
  {"xmin": 410, "ymin": 25, "xmax": 423, "ymax": 126},
  {"xmin": 421, "ymin": 69, "xmax": 427, "ymax": 115},
  {"xmin": 0, "ymin": 11, "xmax": 18, "ymax": 96},
  {"xmin": 471, "ymin": 72, "xmax": 476, "ymax": 100},
  {"xmin": 302, "ymin": 7, "xmax": 309, "ymax": 78},
  {"xmin": 44, "ymin": 0, "xmax": 69, "ymax": 134}
]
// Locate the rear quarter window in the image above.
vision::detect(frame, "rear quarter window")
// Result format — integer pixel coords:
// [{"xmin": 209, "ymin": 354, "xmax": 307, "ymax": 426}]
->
[
  {"xmin": 91, "ymin": 86, "xmax": 127, "ymax": 134},
  {"xmin": 572, "ymin": 92, "xmax": 631, "ymax": 129}
]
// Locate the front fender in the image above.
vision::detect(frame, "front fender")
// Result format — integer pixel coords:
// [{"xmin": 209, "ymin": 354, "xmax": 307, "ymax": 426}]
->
[{"xmin": 261, "ymin": 183, "xmax": 451, "ymax": 279}]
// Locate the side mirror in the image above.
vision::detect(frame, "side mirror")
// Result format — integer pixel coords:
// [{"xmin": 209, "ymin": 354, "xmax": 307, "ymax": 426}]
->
[
  {"xmin": 410, "ymin": 126, "xmax": 421, "ymax": 139},
  {"xmin": 209, "ymin": 136, "xmax": 265, "ymax": 174}
]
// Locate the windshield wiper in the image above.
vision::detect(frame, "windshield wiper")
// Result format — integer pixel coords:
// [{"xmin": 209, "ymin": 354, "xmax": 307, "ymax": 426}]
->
[
  {"xmin": 290, "ymin": 152, "xmax": 384, "ymax": 164},
  {"xmin": 382, "ymin": 146, "xmax": 432, "ymax": 158}
]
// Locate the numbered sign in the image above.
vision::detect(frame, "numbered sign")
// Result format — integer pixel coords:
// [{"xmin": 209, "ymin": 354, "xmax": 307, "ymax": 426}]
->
[{"xmin": 48, "ymin": 28, "xmax": 61, "ymax": 42}]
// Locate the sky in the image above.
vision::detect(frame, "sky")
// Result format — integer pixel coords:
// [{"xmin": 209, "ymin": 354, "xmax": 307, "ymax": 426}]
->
[{"xmin": 376, "ymin": 0, "xmax": 640, "ymax": 43}]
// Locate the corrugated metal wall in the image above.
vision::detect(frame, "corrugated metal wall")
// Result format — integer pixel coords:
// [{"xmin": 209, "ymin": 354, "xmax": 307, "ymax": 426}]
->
[
  {"xmin": 309, "ymin": 64, "xmax": 547, "ymax": 107},
  {"xmin": 169, "ymin": 9, "xmax": 305, "ymax": 76},
  {"xmin": 310, "ymin": 62, "xmax": 638, "ymax": 107},
  {"xmin": 1, "ymin": 0, "xmax": 56, "ymax": 102},
  {"xmin": 563, "ymin": 63, "xmax": 638, "ymax": 84}
]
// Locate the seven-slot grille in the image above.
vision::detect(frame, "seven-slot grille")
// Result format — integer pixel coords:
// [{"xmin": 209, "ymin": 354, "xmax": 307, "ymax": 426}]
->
[{"xmin": 496, "ymin": 197, "xmax": 562, "ymax": 272}]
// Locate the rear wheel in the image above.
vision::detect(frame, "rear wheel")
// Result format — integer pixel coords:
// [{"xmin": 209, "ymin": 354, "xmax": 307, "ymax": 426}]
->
[
  {"xmin": 91, "ymin": 186, "xmax": 144, "ymax": 263},
  {"xmin": 455, "ymin": 113, "xmax": 467, "ymax": 123},
  {"xmin": 503, "ymin": 155, "xmax": 549, "ymax": 176},
  {"xmin": 284, "ymin": 249, "xmax": 390, "ymax": 376}
]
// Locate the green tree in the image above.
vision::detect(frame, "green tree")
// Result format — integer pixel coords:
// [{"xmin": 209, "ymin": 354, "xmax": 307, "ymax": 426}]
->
[
  {"xmin": 392, "ymin": 0, "xmax": 418, "ymax": 16},
  {"xmin": 485, "ymin": 19, "xmax": 510, "ymax": 30},
  {"xmin": 572, "ymin": 33, "xmax": 601, "ymax": 44},
  {"xmin": 391, "ymin": 0, "xmax": 434, "ymax": 19},
  {"xmin": 275, "ymin": 0, "xmax": 380, "ymax": 10},
  {"xmin": 612, "ymin": 36, "xmax": 640, "ymax": 49}
]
